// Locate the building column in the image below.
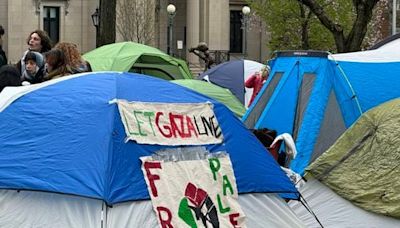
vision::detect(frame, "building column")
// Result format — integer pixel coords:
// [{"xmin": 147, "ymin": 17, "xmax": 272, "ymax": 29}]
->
[
  {"xmin": 207, "ymin": 0, "xmax": 229, "ymax": 51},
  {"xmin": 186, "ymin": 0, "xmax": 200, "ymax": 65}
]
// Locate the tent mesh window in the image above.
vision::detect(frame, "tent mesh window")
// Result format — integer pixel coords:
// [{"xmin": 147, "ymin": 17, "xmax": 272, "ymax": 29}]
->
[
  {"xmin": 130, "ymin": 67, "xmax": 174, "ymax": 80},
  {"xmin": 244, "ymin": 72, "xmax": 284, "ymax": 128},
  {"xmin": 311, "ymin": 89, "xmax": 346, "ymax": 162},
  {"xmin": 292, "ymin": 73, "xmax": 316, "ymax": 140}
]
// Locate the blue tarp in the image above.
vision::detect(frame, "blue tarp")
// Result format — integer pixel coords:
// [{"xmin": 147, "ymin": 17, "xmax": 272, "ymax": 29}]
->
[{"xmin": 0, "ymin": 72, "xmax": 298, "ymax": 204}]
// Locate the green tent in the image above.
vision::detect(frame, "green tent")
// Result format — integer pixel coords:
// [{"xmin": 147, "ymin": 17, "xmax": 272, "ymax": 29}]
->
[
  {"xmin": 172, "ymin": 79, "xmax": 246, "ymax": 118},
  {"xmin": 306, "ymin": 98, "xmax": 400, "ymax": 218},
  {"xmin": 83, "ymin": 42, "xmax": 192, "ymax": 80}
]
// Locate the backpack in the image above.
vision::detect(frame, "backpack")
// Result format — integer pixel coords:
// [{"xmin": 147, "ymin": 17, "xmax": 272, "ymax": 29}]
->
[{"xmin": 251, "ymin": 128, "xmax": 279, "ymax": 160}]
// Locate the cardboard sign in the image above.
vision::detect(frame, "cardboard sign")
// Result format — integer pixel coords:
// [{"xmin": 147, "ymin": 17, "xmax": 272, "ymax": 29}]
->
[
  {"xmin": 117, "ymin": 100, "xmax": 223, "ymax": 145},
  {"xmin": 141, "ymin": 154, "xmax": 246, "ymax": 228}
]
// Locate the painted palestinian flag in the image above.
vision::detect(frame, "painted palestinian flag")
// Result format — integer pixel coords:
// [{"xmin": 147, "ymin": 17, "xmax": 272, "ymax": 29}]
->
[{"xmin": 141, "ymin": 153, "xmax": 246, "ymax": 227}]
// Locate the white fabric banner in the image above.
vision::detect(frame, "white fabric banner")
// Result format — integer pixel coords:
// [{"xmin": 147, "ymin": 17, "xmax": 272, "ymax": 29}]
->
[
  {"xmin": 117, "ymin": 100, "xmax": 223, "ymax": 145},
  {"xmin": 140, "ymin": 154, "xmax": 246, "ymax": 228}
]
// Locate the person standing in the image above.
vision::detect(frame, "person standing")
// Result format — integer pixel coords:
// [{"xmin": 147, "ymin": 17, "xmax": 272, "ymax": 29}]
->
[
  {"xmin": 16, "ymin": 30, "xmax": 53, "ymax": 80},
  {"xmin": 0, "ymin": 65, "xmax": 21, "ymax": 92},
  {"xmin": 0, "ymin": 25, "xmax": 7, "ymax": 68},
  {"xmin": 43, "ymin": 49, "xmax": 73, "ymax": 81},
  {"xmin": 21, "ymin": 51, "xmax": 45, "ymax": 84},
  {"xmin": 245, "ymin": 65, "xmax": 271, "ymax": 106},
  {"xmin": 25, "ymin": 30, "xmax": 53, "ymax": 54},
  {"xmin": 54, "ymin": 42, "xmax": 92, "ymax": 73}
]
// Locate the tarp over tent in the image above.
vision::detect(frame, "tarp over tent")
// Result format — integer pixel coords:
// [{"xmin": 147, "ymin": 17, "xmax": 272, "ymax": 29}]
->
[
  {"xmin": 199, "ymin": 59, "xmax": 265, "ymax": 107},
  {"xmin": 243, "ymin": 49, "xmax": 400, "ymax": 174},
  {"xmin": 0, "ymin": 72, "xmax": 298, "ymax": 205},
  {"xmin": 172, "ymin": 79, "xmax": 246, "ymax": 117},
  {"xmin": 83, "ymin": 42, "xmax": 193, "ymax": 80},
  {"xmin": 289, "ymin": 99, "xmax": 400, "ymax": 227}
]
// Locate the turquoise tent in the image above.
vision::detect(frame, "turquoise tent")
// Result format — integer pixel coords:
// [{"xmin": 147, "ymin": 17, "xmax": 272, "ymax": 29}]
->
[{"xmin": 243, "ymin": 49, "xmax": 400, "ymax": 174}]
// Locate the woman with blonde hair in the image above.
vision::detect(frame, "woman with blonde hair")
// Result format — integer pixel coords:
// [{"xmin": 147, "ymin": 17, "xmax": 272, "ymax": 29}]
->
[
  {"xmin": 245, "ymin": 65, "xmax": 271, "ymax": 106},
  {"xmin": 54, "ymin": 42, "xmax": 92, "ymax": 73}
]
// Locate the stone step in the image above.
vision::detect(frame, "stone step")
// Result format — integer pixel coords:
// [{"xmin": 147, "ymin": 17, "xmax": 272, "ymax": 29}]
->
[{"xmin": 189, "ymin": 64, "xmax": 205, "ymax": 78}]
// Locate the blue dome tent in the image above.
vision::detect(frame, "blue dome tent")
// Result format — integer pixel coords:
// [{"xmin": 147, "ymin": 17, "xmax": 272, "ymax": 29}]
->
[
  {"xmin": 199, "ymin": 59, "xmax": 265, "ymax": 108},
  {"xmin": 0, "ymin": 72, "xmax": 298, "ymax": 205}
]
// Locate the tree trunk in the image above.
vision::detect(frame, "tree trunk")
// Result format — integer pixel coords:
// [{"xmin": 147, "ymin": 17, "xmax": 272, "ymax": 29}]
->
[
  {"xmin": 299, "ymin": 0, "xmax": 378, "ymax": 53},
  {"xmin": 344, "ymin": 0, "xmax": 378, "ymax": 51},
  {"xmin": 98, "ymin": 0, "xmax": 116, "ymax": 47},
  {"xmin": 299, "ymin": 3, "xmax": 311, "ymax": 50}
]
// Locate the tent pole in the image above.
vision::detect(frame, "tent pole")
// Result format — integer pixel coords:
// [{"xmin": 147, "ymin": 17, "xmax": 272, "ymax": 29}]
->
[
  {"xmin": 328, "ymin": 53, "xmax": 363, "ymax": 116},
  {"xmin": 299, "ymin": 193, "xmax": 325, "ymax": 227},
  {"xmin": 101, "ymin": 201, "xmax": 107, "ymax": 228},
  {"xmin": 101, "ymin": 202, "xmax": 104, "ymax": 228}
]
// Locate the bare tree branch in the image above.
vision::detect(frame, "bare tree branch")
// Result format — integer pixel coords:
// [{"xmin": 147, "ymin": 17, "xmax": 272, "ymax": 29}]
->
[{"xmin": 116, "ymin": 0, "xmax": 155, "ymax": 45}]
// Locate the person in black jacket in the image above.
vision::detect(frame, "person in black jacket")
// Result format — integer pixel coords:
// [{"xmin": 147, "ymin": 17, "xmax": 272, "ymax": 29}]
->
[
  {"xmin": 0, "ymin": 25, "xmax": 7, "ymax": 68},
  {"xmin": 0, "ymin": 65, "xmax": 21, "ymax": 92}
]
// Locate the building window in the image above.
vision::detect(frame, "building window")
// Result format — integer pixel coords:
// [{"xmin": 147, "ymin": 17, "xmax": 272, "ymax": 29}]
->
[
  {"xmin": 230, "ymin": 10, "xmax": 243, "ymax": 53},
  {"xmin": 43, "ymin": 6, "xmax": 60, "ymax": 43}
]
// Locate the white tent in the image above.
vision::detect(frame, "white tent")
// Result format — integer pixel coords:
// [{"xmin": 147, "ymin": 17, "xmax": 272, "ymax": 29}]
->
[
  {"xmin": 0, "ymin": 190, "xmax": 305, "ymax": 228},
  {"xmin": 329, "ymin": 34, "xmax": 400, "ymax": 62},
  {"xmin": 289, "ymin": 179, "xmax": 400, "ymax": 227}
]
